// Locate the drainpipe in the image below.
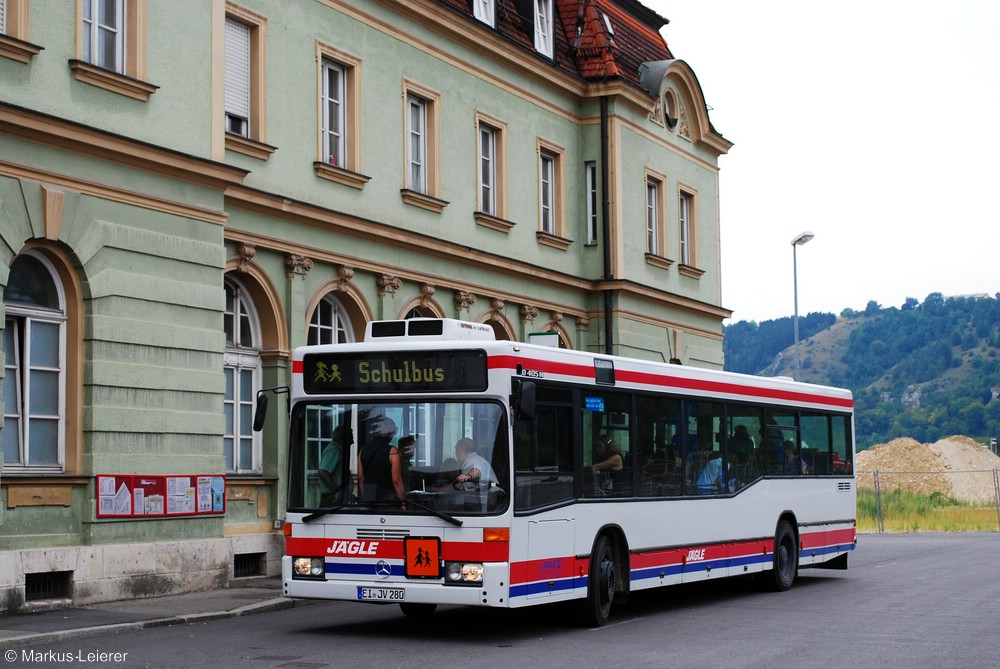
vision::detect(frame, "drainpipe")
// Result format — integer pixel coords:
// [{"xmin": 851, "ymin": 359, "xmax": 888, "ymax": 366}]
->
[{"xmin": 601, "ymin": 96, "xmax": 613, "ymax": 356}]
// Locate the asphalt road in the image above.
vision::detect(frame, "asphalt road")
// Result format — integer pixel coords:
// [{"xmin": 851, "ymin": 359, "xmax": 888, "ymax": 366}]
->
[{"xmin": 10, "ymin": 533, "xmax": 1000, "ymax": 669}]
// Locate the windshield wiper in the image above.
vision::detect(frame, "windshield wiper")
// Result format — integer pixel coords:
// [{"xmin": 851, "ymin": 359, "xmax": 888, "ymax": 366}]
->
[
  {"xmin": 405, "ymin": 498, "xmax": 463, "ymax": 526},
  {"xmin": 302, "ymin": 499, "xmax": 462, "ymax": 526},
  {"xmin": 302, "ymin": 504, "xmax": 348, "ymax": 523}
]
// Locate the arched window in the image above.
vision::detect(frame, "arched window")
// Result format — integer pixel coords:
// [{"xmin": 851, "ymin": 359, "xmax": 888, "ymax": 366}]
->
[
  {"xmin": 3, "ymin": 253, "xmax": 66, "ymax": 471},
  {"xmin": 308, "ymin": 294, "xmax": 354, "ymax": 345},
  {"xmin": 224, "ymin": 276, "xmax": 262, "ymax": 474}
]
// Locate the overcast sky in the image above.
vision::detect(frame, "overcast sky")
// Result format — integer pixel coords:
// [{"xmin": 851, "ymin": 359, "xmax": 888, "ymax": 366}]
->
[{"xmin": 642, "ymin": 0, "xmax": 1000, "ymax": 323}]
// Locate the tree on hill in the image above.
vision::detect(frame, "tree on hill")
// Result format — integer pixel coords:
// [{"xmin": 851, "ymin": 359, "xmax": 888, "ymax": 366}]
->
[{"xmin": 724, "ymin": 294, "xmax": 1000, "ymax": 449}]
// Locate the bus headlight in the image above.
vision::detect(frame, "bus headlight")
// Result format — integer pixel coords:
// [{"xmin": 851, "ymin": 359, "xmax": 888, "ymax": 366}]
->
[
  {"xmin": 444, "ymin": 561, "xmax": 484, "ymax": 585},
  {"xmin": 292, "ymin": 557, "xmax": 325, "ymax": 579}
]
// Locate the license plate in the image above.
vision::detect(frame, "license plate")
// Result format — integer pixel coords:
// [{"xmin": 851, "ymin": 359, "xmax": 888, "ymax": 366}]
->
[{"xmin": 357, "ymin": 587, "xmax": 405, "ymax": 602}]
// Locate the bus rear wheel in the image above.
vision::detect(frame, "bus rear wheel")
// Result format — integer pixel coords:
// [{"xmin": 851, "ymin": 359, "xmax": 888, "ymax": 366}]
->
[
  {"xmin": 577, "ymin": 534, "xmax": 616, "ymax": 627},
  {"xmin": 768, "ymin": 520, "xmax": 798, "ymax": 591}
]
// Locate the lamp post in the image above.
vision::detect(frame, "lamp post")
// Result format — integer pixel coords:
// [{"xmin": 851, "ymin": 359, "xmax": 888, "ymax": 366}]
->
[{"xmin": 791, "ymin": 231, "xmax": 814, "ymax": 378}]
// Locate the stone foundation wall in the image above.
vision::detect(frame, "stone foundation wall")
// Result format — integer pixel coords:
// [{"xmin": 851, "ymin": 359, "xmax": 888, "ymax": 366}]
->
[{"xmin": 0, "ymin": 534, "xmax": 283, "ymax": 613}]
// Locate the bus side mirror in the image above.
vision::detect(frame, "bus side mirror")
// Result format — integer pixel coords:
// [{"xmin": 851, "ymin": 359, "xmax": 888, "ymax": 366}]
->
[
  {"xmin": 512, "ymin": 380, "xmax": 535, "ymax": 421},
  {"xmin": 252, "ymin": 392, "xmax": 269, "ymax": 432}
]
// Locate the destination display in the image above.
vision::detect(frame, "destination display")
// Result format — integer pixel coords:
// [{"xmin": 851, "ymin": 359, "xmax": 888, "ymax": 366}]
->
[{"xmin": 303, "ymin": 349, "xmax": 488, "ymax": 393}]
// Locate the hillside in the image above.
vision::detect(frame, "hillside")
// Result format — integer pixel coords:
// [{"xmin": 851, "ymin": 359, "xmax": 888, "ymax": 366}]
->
[{"xmin": 723, "ymin": 294, "xmax": 1000, "ymax": 449}]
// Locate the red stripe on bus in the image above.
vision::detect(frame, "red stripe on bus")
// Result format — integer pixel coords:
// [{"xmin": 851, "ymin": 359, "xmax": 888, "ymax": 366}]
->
[
  {"xmin": 488, "ymin": 355, "xmax": 853, "ymax": 409},
  {"xmin": 292, "ymin": 359, "xmax": 303, "ymax": 374},
  {"xmin": 510, "ymin": 555, "xmax": 587, "ymax": 583},
  {"xmin": 800, "ymin": 527, "xmax": 856, "ymax": 549},
  {"xmin": 285, "ymin": 537, "xmax": 508, "ymax": 562}
]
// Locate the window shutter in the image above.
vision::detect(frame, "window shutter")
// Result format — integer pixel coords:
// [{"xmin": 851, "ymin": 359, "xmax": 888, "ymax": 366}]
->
[{"xmin": 224, "ymin": 18, "xmax": 251, "ymax": 124}]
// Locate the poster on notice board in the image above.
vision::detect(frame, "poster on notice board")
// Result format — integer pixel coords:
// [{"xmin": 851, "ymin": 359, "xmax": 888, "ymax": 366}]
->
[{"xmin": 96, "ymin": 474, "xmax": 226, "ymax": 518}]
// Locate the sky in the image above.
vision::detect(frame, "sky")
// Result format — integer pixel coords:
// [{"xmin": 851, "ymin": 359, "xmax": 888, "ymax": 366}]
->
[{"xmin": 642, "ymin": 0, "xmax": 1000, "ymax": 323}]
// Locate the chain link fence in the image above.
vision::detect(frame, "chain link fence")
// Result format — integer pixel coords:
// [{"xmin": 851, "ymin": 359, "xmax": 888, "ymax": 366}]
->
[{"xmin": 856, "ymin": 469, "xmax": 1000, "ymax": 532}]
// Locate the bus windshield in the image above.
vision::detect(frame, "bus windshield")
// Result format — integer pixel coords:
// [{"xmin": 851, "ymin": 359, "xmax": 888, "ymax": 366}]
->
[{"xmin": 287, "ymin": 399, "xmax": 509, "ymax": 516}]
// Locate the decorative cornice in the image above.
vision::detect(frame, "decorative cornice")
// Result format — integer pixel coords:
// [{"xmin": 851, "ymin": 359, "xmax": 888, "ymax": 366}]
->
[
  {"xmin": 377, "ymin": 273, "xmax": 402, "ymax": 298},
  {"xmin": 285, "ymin": 253, "xmax": 314, "ymax": 279},
  {"xmin": 0, "ymin": 102, "xmax": 249, "ymax": 192},
  {"xmin": 335, "ymin": 265, "xmax": 355, "ymax": 291},
  {"xmin": 454, "ymin": 290, "xmax": 477, "ymax": 312},
  {"xmin": 236, "ymin": 242, "xmax": 257, "ymax": 273},
  {"xmin": 420, "ymin": 283, "xmax": 436, "ymax": 307}
]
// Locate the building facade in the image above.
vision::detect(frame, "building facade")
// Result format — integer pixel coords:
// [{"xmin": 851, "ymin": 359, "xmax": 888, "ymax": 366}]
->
[{"xmin": 0, "ymin": 0, "xmax": 730, "ymax": 610}]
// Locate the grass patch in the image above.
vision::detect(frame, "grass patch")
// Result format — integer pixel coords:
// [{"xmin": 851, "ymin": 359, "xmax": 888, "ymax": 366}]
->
[{"xmin": 857, "ymin": 489, "xmax": 1000, "ymax": 532}]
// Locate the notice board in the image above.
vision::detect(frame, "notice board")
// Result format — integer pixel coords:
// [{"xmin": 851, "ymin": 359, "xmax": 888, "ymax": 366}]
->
[{"xmin": 96, "ymin": 474, "xmax": 226, "ymax": 518}]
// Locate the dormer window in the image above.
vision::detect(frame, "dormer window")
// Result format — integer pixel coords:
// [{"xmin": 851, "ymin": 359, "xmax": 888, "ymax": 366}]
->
[
  {"xmin": 534, "ymin": 0, "xmax": 553, "ymax": 58},
  {"xmin": 473, "ymin": 0, "xmax": 495, "ymax": 28}
]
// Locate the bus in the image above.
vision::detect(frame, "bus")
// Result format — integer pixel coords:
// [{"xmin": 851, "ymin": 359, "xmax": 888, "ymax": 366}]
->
[{"xmin": 263, "ymin": 318, "xmax": 855, "ymax": 626}]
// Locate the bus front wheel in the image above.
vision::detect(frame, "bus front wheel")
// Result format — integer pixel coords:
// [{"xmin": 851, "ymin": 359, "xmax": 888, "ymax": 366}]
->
[
  {"xmin": 769, "ymin": 520, "xmax": 798, "ymax": 591},
  {"xmin": 577, "ymin": 534, "xmax": 616, "ymax": 627}
]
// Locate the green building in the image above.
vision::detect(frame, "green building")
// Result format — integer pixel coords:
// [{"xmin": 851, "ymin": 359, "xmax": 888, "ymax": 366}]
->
[{"xmin": 0, "ymin": 0, "xmax": 730, "ymax": 610}]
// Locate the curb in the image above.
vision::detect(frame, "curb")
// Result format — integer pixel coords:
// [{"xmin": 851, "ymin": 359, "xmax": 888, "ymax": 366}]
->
[{"xmin": 0, "ymin": 597, "xmax": 296, "ymax": 649}]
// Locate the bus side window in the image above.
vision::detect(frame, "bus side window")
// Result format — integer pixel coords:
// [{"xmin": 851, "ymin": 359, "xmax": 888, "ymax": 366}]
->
[{"xmin": 513, "ymin": 386, "xmax": 574, "ymax": 511}]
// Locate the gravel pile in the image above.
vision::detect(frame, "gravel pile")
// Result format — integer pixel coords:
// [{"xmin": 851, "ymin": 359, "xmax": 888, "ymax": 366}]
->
[{"xmin": 856, "ymin": 436, "xmax": 1000, "ymax": 504}]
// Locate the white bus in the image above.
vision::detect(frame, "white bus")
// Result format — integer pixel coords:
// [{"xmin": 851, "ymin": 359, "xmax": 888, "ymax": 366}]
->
[{"xmin": 266, "ymin": 318, "xmax": 855, "ymax": 626}]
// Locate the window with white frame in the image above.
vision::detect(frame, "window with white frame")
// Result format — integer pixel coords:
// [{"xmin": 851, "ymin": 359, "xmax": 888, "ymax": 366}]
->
[
  {"xmin": 224, "ymin": 16, "xmax": 251, "ymax": 137},
  {"xmin": 679, "ymin": 190, "xmax": 694, "ymax": 265},
  {"xmin": 647, "ymin": 177, "xmax": 660, "ymax": 254},
  {"xmin": 308, "ymin": 294, "xmax": 355, "ymax": 346},
  {"xmin": 534, "ymin": 0, "xmax": 553, "ymax": 57},
  {"xmin": 539, "ymin": 151, "xmax": 555, "ymax": 234},
  {"xmin": 473, "ymin": 0, "xmax": 495, "ymax": 27},
  {"xmin": 479, "ymin": 123, "xmax": 497, "ymax": 215},
  {"xmin": 586, "ymin": 161, "xmax": 598, "ymax": 244},
  {"xmin": 321, "ymin": 59, "xmax": 346, "ymax": 167},
  {"xmin": 83, "ymin": 0, "xmax": 124, "ymax": 72},
  {"xmin": 535, "ymin": 139, "xmax": 566, "ymax": 243},
  {"xmin": 406, "ymin": 94, "xmax": 428, "ymax": 193},
  {"xmin": 2, "ymin": 253, "xmax": 66, "ymax": 473},
  {"xmin": 223, "ymin": 277, "xmax": 261, "ymax": 474}
]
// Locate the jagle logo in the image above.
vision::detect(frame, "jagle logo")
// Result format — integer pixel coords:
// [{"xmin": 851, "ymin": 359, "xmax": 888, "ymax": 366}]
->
[
  {"xmin": 686, "ymin": 548, "xmax": 706, "ymax": 562},
  {"xmin": 326, "ymin": 540, "xmax": 380, "ymax": 556},
  {"xmin": 358, "ymin": 359, "xmax": 445, "ymax": 384}
]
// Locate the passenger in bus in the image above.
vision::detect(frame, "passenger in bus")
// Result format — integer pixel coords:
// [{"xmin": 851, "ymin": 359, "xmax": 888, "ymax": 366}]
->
[
  {"xmin": 696, "ymin": 456, "xmax": 725, "ymax": 494},
  {"xmin": 592, "ymin": 435, "xmax": 623, "ymax": 473},
  {"xmin": 358, "ymin": 416, "xmax": 406, "ymax": 504},
  {"xmin": 590, "ymin": 435, "xmax": 623, "ymax": 493},
  {"xmin": 318, "ymin": 423, "xmax": 352, "ymax": 505},
  {"xmin": 455, "ymin": 437, "xmax": 498, "ymax": 485},
  {"xmin": 729, "ymin": 424, "xmax": 753, "ymax": 461},
  {"xmin": 784, "ymin": 441, "xmax": 809, "ymax": 474}
]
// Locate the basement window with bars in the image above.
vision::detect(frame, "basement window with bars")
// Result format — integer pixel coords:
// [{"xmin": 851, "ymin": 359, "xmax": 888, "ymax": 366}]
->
[
  {"xmin": 234, "ymin": 552, "xmax": 265, "ymax": 578},
  {"xmin": 25, "ymin": 571, "xmax": 72, "ymax": 601}
]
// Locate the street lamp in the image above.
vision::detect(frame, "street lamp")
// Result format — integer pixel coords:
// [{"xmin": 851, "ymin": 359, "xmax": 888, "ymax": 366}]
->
[{"xmin": 791, "ymin": 231, "xmax": 814, "ymax": 378}]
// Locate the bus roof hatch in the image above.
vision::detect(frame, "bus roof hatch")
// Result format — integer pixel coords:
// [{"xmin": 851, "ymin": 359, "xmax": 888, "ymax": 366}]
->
[{"xmin": 364, "ymin": 318, "xmax": 496, "ymax": 342}]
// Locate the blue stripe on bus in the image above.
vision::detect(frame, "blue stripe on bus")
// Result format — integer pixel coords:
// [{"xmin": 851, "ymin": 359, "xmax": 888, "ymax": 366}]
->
[
  {"xmin": 325, "ymin": 561, "xmax": 405, "ymax": 577},
  {"xmin": 509, "ymin": 576, "xmax": 583, "ymax": 599}
]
